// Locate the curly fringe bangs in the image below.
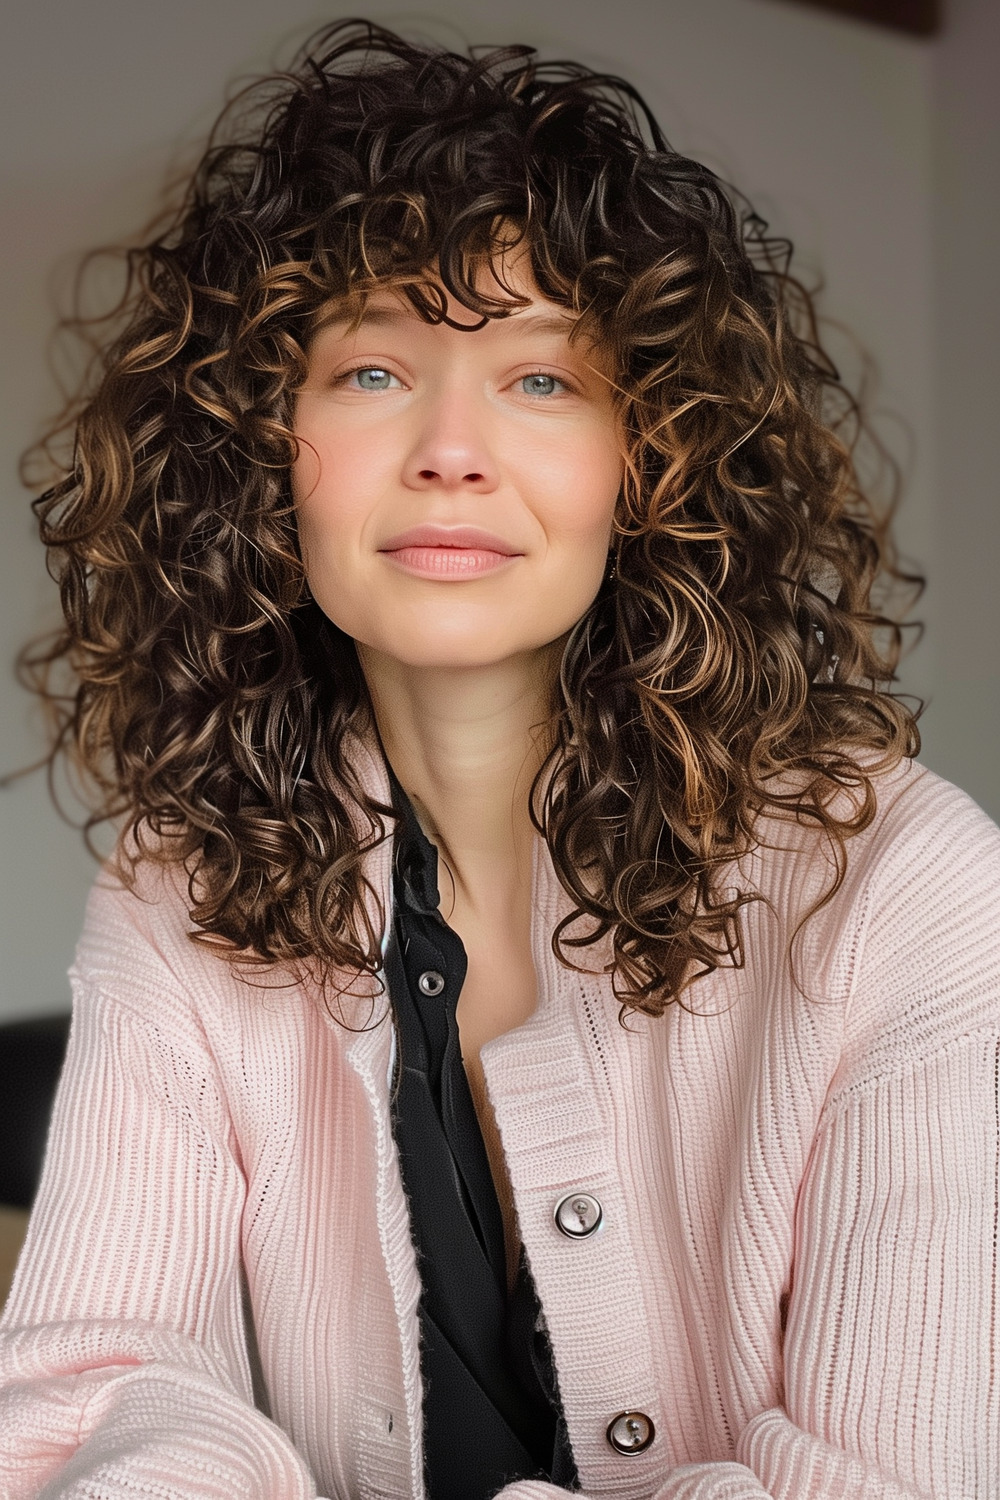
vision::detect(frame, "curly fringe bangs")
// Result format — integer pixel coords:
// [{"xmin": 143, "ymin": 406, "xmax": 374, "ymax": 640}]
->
[{"xmin": 22, "ymin": 18, "xmax": 921, "ymax": 1016}]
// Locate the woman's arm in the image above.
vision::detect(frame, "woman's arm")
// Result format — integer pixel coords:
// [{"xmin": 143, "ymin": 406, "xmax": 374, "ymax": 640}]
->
[{"xmin": 0, "ymin": 950, "xmax": 320, "ymax": 1499}]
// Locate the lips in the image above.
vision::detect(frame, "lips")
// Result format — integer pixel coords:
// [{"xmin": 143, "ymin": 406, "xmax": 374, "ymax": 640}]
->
[
  {"xmin": 378, "ymin": 525, "xmax": 522, "ymax": 555},
  {"xmin": 378, "ymin": 524, "xmax": 524, "ymax": 579}
]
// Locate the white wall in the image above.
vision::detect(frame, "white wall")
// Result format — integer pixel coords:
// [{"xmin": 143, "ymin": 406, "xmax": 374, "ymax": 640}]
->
[
  {"xmin": 919, "ymin": 0, "xmax": 1000, "ymax": 818},
  {"xmin": 0, "ymin": 0, "xmax": 984, "ymax": 1020}
]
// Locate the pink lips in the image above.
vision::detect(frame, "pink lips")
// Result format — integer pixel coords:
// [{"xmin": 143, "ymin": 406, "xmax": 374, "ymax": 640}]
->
[{"xmin": 378, "ymin": 525, "xmax": 523, "ymax": 579}]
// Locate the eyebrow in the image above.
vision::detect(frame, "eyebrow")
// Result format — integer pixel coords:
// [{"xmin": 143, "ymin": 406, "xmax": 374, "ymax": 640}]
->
[{"xmin": 332, "ymin": 306, "xmax": 577, "ymax": 338}]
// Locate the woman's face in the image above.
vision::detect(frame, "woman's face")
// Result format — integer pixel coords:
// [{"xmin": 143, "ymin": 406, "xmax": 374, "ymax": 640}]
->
[{"xmin": 292, "ymin": 258, "xmax": 623, "ymax": 672}]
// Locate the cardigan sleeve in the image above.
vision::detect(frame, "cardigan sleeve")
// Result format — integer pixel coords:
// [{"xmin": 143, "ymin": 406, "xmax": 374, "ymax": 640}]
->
[
  {"xmin": 500, "ymin": 773, "xmax": 1000, "ymax": 1500},
  {"xmin": 0, "ymin": 951, "xmax": 321, "ymax": 1500},
  {"xmin": 732, "ymin": 777, "xmax": 1000, "ymax": 1500}
]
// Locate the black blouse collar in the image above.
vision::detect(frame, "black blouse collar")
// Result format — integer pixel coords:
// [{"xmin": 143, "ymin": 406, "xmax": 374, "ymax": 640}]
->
[{"xmin": 385, "ymin": 761, "xmax": 443, "ymax": 919}]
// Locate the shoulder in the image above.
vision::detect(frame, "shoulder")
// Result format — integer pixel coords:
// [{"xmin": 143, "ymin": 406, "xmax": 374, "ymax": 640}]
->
[
  {"xmin": 836, "ymin": 758, "xmax": 1000, "ymax": 967},
  {"xmin": 71, "ymin": 839, "xmax": 384, "ymax": 1051},
  {"xmin": 845, "ymin": 763, "xmax": 1000, "ymax": 1079},
  {"xmin": 76, "ymin": 850, "xmax": 208, "ymax": 983},
  {"xmin": 70, "ymin": 851, "xmax": 271, "ymax": 1048},
  {"xmin": 855, "ymin": 755, "xmax": 1000, "ymax": 867},
  {"xmin": 733, "ymin": 761, "xmax": 999, "ymax": 1070},
  {"xmin": 748, "ymin": 756, "xmax": 1000, "ymax": 925},
  {"xmin": 766, "ymin": 759, "xmax": 1000, "ymax": 1088}
]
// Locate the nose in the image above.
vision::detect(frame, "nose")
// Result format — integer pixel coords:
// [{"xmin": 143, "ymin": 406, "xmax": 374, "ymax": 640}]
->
[{"xmin": 402, "ymin": 386, "xmax": 500, "ymax": 494}]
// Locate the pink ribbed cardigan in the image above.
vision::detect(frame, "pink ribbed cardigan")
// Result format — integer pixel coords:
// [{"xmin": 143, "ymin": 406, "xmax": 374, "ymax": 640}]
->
[{"xmin": 2, "ymin": 747, "xmax": 999, "ymax": 1500}]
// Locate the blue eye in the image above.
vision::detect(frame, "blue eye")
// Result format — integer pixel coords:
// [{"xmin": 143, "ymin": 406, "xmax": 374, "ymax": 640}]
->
[
  {"xmin": 521, "ymin": 373, "xmax": 560, "ymax": 396},
  {"xmin": 353, "ymin": 367, "xmax": 394, "ymax": 391}
]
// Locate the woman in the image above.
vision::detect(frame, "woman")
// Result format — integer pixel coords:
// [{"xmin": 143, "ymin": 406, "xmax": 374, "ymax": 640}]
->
[{"xmin": 2, "ymin": 19, "xmax": 997, "ymax": 1500}]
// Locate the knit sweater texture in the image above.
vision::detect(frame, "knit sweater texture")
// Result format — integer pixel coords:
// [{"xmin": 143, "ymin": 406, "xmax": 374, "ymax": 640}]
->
[{"xmin": 1, "ymin": 746, "xmax": 998, "ymax": 1500}]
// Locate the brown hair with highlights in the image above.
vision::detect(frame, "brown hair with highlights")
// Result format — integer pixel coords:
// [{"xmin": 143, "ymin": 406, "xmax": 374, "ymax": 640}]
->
[{"xmin": 21, "ymin": 19, "xmax": 921, "ymax": 1015}]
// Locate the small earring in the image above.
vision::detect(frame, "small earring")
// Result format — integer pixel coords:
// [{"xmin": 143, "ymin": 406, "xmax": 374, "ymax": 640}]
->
[{"xmin": 605, "ymin": 549, "xmax": 617, "ymax": 583}]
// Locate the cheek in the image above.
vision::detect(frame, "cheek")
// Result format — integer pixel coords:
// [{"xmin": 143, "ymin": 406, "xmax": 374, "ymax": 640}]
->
[
  {"xmin": 291, "ymin": 463, "xmax": 336, "ymax": 580},
  {"xmin": 540, "ymin": 433, "xmax": 622, "ymax": 548},
  {"xmin": 291, "ymin": 424, "xmax": 370, "ymax": 569}
]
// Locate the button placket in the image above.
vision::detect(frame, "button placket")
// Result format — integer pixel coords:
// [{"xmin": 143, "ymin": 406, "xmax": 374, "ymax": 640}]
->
[
  {"xmin": 481, "ymin": 875, "xmax": 663, "ymax": 1497},
  {"xmin": 513, "ymin": 1150, "xmax": 664, "ymax": 1488},
  {"xmin": 553, "ymin": 1190, "xmax": 655, "ymax": 1461}
]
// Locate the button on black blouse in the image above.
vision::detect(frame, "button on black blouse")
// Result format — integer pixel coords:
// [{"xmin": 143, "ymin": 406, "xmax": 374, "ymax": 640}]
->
[{"xmin": 384, "ymin": 770, "xmax": 578, "ymax": 1500}]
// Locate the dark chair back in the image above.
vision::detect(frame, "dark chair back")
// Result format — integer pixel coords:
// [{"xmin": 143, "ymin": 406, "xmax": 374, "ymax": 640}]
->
[{"xmin": 0, "ymin": 1015, "xmax": 72, "ymax": 1208}]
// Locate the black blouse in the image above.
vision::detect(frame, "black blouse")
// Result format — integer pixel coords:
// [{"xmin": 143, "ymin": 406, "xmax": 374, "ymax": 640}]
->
[{"xmin": 384, "ymin": 771, "xmax": 578, "ymax": 1500}]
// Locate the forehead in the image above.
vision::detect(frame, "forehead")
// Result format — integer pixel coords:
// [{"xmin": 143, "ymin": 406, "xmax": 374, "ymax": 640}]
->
[
  {"xmin": 340, "ymin": 298, "xmax": 577, "ymax": 339},
  {"xmin": 312, "ymin": 282, "xmax": 612, "ymax": 374},
  {"xmin": 315, "ymin": 243, "xmax": 584, "ymax": 343}
]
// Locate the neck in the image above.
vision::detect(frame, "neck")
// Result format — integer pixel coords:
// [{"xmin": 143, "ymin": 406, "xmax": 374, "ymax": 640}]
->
[{"xmin": 357, "ymin": 643, "xmax": 560, "ymax": 922}]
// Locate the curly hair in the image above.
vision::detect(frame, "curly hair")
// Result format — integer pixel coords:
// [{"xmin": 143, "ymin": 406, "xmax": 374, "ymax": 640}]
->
[{"xmin": 21, "ymin": 18, "xmax": 920, "ymax": 1017}]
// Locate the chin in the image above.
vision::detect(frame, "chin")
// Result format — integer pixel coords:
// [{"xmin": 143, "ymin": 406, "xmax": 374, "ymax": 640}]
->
[
  {"xmin": 378, "ymin": 641, "xmax": 539, "ymax": 671},
  {"xmin": 358, "ymin": 620, "xmax": 573, "ymax": 672}
]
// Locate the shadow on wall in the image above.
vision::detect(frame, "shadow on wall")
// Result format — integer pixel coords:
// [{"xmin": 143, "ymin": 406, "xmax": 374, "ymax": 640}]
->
[{"xmin": 776, "ymin": 0, "xmax": 939, "ymax": 36}]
